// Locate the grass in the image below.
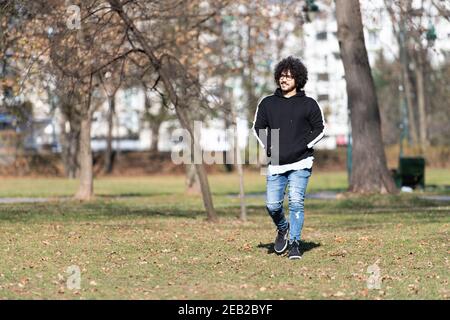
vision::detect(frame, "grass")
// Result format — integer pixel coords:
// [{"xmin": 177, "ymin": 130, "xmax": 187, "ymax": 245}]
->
[
  {"xmin": 0, "ymin": 169, "xmax": 448, "ymax": 299},
  {"xmin": 0, "ymin": 170, "xmax": 349, "ymax": 198}
]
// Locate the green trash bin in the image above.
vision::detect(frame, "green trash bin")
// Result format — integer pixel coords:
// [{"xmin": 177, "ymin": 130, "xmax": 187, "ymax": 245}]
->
[{"xmin": 393, "ymin": 157, "xmax": 425, "ymax": 190}]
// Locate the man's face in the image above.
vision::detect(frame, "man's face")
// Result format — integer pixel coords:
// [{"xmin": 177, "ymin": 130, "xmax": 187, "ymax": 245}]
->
[{"xmin": 279, "ymin": 70, "xmax": 296, "ymax": 92}]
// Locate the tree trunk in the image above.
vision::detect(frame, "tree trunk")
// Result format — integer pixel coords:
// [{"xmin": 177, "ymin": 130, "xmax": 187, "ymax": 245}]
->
[
  {"xmin": 177, "ymin": 106, "xmax": 216, "ymax": 221},
  {"xmin": 104, "ymin": 94, "xmax": 115, "ymax": 174},
  {"xmin": 149, "ymin": 122, "xmax": 160, "ymax": 152},
  {"xmin": 75, "ymin": 111, "xmax": 94, "ymax": 200},
  {"xmin": 59, "ymin": 113, "xmax": 79, "ymax": 179},
  {"xmin": 185, "ymin": 102, "xmax": 200, "ymax": 193},
  {"xmin": 185, "ymin": 163, "xmax": 201, "ymax": 194},
  {"xmin": 75, "ymin": 74, "xmax": 94, "ymax": 200},
  {"xmin": 143, "ymin": 87, "xmax": 162, "ymax": 153},
  {"xmin": 194, "ymin": 162, "xmax": 217, "ymax": 221},
  {"xmin": 335, "ymin": 0, "xmax": 398, "ymax": 194},
  {"xmin": 67, "ymin": 125, "xmax": 80, "ymax": 179}
]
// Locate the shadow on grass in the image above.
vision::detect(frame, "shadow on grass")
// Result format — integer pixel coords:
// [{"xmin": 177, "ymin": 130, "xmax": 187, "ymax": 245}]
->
[
  {"xmin": 0, "ymin": 193, "xmax": 447, "ymax": 223},
  {"xmin": 257, "ymin": 240, "xmax": 321, "ymax": 256},
  {"xmin": 0, "ymin": 201, "xmax": 261, "ymax": 223},
  {"xmin": 96, "ymin": 192, "xmax": 179, "ymax": 198},
  {"xmin": 308, "ymin": 194, "xmax": 447, "ymax": 212},
  {"xmin": 0, "ymin": 201, "xmax": 206, "ymax": 222},
  {"xmin": 223, "ymin": 187, "xmax": 347, "ymax": 198}
]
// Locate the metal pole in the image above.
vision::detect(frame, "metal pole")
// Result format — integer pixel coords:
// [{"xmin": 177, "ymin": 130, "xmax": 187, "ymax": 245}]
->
[
  {"xmin": 398, "ymin": 16, "xmax": 409, "ymax": 158},
  {"xmin": 399, "ymin": 85, "xmax": 405, "ymax": 158}
]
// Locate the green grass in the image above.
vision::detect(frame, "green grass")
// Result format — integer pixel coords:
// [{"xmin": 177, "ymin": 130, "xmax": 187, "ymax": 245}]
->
[
  {"xmin": 1, "ymin": 168, "xmax": 448, "ymax": 198},
  {"xmin": 0, "ymin": 170, "xmax": 349, "ymax": 198},
  {"xmin": 0, "ymin": 169, "xmax": 448, "ymax": 299}
]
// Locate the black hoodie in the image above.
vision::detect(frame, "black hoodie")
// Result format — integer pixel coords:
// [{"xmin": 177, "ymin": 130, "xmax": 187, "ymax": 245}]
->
[{"xmin": 252, "ymin": 88, "xmax": 326, "ymax": 166}]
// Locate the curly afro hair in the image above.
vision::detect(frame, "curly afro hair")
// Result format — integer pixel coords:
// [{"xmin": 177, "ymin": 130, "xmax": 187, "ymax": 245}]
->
[{"xmin": 274, "ymin": 56, "xmax": 308, "ymax": 90}]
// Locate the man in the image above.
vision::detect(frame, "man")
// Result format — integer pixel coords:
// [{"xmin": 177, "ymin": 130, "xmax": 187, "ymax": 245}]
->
[{"xmin": 252, "ymin": 56, "xmax": 326, "ymax": 260}]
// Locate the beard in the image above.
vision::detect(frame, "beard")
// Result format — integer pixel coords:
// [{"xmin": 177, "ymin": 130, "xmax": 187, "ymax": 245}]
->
[{"xmin": 280, "ymin": 82, "xmax": 296, "ymax": 93}]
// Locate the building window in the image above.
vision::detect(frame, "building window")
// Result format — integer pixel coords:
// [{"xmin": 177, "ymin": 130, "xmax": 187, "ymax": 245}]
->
[
  {"xmin": 317, "ymin": 94, "xmax": 329, "ymax": 102},
  {"xmin": 316, "ymin": 31, "xmax": 327, "ymax": 40},
  {"xmin": 368, "ymin": 30, "xmax": 378, "ymax": 45},
  {"xmin": 317, "ymin": 73, "xmax": 329, "ymax": 81}
]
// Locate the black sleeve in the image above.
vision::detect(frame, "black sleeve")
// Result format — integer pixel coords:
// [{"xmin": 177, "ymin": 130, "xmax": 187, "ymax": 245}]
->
[
  {"xmin": 305, "ymin": 100, "xmax": 326, "ymax": 149},
  {"xmin": 252, "ymin": 100, "xmax": 269, "ymax": 153}
]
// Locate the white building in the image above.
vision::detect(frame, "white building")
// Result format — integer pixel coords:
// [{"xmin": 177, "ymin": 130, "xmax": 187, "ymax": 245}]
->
[
  {"xmin": 270, "ymin": 0, "xmax": 449, "ymax": 149},
  {"xmin": 90, "ymin": 87, "xmax": 249, "ymax": 153},
  {"xmin": 20, "ymin": 0, "xmax": 450, "ymax": 154}
]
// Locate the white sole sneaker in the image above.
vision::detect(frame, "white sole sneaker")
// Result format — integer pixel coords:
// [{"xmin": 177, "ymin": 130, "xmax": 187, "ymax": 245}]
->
[
  {"xmin": 274, "ymin": 240, "xmax": 288, "ymax": 253},
  {"xmin": 274, "ymin": 226, "xmax": 289, "ymax": 253}
]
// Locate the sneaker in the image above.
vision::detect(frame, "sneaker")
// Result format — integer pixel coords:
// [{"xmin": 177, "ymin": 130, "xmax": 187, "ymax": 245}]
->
[
  {"xmin": 288, "ymin": 240, "xmax": 302, "ymax": 260},
  {"xmin": 274, "ymin": 226, "xmax": 289, "ymax": 253}
]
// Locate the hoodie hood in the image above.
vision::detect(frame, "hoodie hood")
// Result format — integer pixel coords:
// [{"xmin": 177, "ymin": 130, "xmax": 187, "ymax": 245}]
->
[{"xmin": 274, "ymin": 87, "xmax": 306, "ymax": 98}]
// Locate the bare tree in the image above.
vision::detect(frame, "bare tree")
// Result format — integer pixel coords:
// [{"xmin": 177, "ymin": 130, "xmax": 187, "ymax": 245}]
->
[
  {"xmin": 106, "ymin": 0, "xmax": 219, "ymax": 220},
  {"xmin": 98, "ymin": 64, "xmax": 125, "ymax": 174},
  {"xmin": 384, "ymin": 0, "xmax": 443, "ymax": 152},
  {"xmin": 37, "ymin": 0, "xmax": 136, "ymax": 199},
  {"xmin": 384, "ymin": 0, "xmax": 420, "ymax": 149},
  {"xmin": 141, "ymin": 84, "xmax": 173, "ymax": 153}
]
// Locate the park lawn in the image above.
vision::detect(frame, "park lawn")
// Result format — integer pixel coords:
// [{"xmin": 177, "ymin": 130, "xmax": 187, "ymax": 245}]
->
[
  {"xmin": 0, "ymin": 170, "xmax": 448, "ymax": 299},
  {"xmin": 0, "ymin": 170, "xmax": 348, "ymax": 198},
  {"xmin": 0, "ymin": 168, "xmax": 448, "ymax": 198}
]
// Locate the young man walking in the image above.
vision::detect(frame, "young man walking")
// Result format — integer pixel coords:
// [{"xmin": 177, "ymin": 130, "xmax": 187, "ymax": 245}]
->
[{"xmin": 252, "ymin": 56, "xmax": 326, "ymax": 259}]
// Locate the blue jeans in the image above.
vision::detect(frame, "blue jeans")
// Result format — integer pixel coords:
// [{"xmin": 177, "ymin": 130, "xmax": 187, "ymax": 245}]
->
[{"xmin": 266, "ymin": 168, "xmax": 312, "ymax": 242}]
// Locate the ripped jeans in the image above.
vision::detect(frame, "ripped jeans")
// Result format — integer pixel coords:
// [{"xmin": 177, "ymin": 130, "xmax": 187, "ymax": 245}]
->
[{"xmin": 265, "ymin": 168, "xmax": 312, "ymax": 242}]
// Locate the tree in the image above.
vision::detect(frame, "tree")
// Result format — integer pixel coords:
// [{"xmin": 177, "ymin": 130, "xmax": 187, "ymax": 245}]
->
[
  {"xmin": 335, "ymin": 0, "xmax": 398, "ymax": 194},
  {"xmin": 30, "ymin": 0, "xmax": 134, "ymax": 199},
  {"xmin": 141, "ymin": 84, "xmax": 174, "ymax": 153},
  {"xmin": 384, "ymin": 0, "xmax": 444, "ymax": 152},
  {"xmin": 17, "ymin": 0, "xmax": 221, "ymax": 216},
  {"xmin": 98, "ymin": 65, "xmax": 125, "ymax": 174},
  {"xmin": 372, "ymin": 51, "xmax": 402, "ymax": 146},
  {"xmin": 106, "ymin": 0, "xmax": 219, "ymax": 220}
]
